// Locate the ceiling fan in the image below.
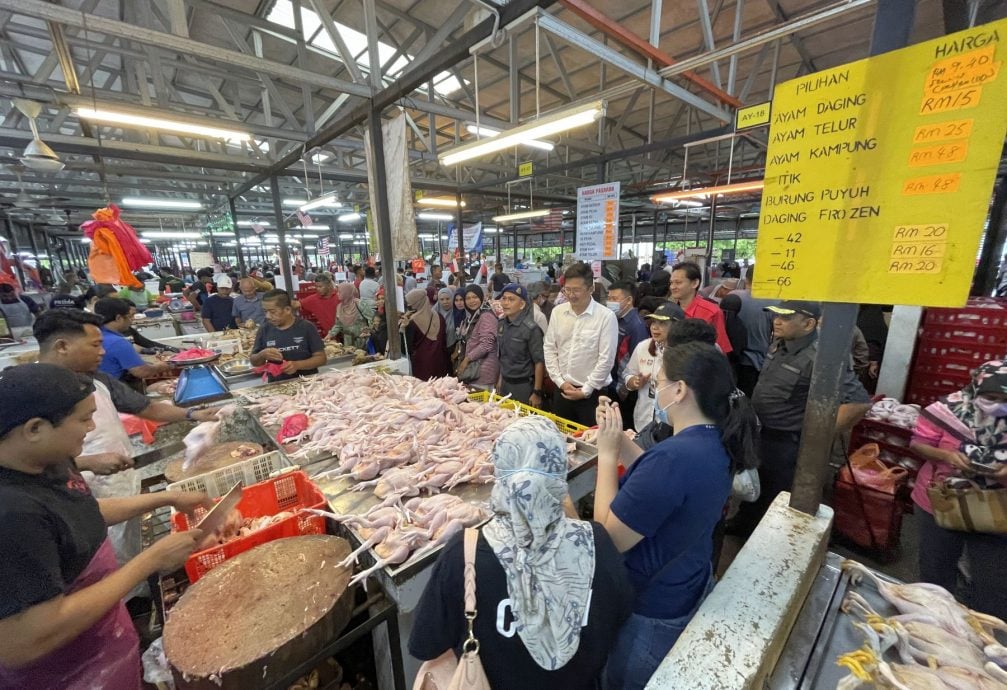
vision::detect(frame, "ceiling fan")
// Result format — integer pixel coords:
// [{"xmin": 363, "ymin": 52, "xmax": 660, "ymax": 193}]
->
[{"xmin": 13, "ymin": 99, "xmax": 64, "ymax": 173}]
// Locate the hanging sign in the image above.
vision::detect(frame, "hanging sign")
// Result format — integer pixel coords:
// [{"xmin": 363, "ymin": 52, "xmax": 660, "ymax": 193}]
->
[
  {"xmin": 447, "ymin": 222, "xmax": 484, "ymax": 253},
  {"xmin": 575, "ymin": 181, "xmax": 620, "ymax": 260},
  {"xmin": 753, "ymin": 18, "xmax": 1007, "ymax": 307},
  {"xmin": 518, "ymin": 161, "xmax": 534, "ymax": 177},
  {"xmin": 736, "ymin": 101, "xmax": 771, "ymax": 130}
]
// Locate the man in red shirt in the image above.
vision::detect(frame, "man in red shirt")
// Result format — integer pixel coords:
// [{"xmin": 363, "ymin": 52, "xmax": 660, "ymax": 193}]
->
[
  {"xmin": 297, "ymin": 272, "xmax": 340, "ymax": 335},
  {"xmin": 670, "ymin": 262, "xmax": 733, "ymax": 354}
]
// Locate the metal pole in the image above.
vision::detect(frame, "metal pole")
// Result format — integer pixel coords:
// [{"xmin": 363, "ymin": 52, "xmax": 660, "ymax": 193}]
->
[
  {"xmin": 3, "ymin": 217, "xmax": 26, "ymax": 289},
  {"xmin": 368, "ymin": 106, "xmax": 402, "ymax": 360},
  {"xmin": 270, "ymin": 176, "xmax": 295, "ymax": 294},
  {"xmin": 972, "ymin": 177, "xmax": 1007, "ymax": 297},
  {"xmin": 788, "ymin": 0, "xmax": 916, "ymax": 516},
  {"xmin": 513, "ymin": 225, "xmax": 519, "ymax": 265},
  {"xmin": 228, "ymin": 198, "xmax": 246, "ymax": 276},
  {"xmin": 455, "ymin": 191, "xmax": 465, "ymax": 268}
]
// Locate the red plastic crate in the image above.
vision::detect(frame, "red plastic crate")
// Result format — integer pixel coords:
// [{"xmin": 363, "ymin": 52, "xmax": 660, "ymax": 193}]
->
[
  {"xmin": 171, "ymin": 471, "xmax": 327, "ymax": 582},
  {"xmin": 296, "ymin": 282, "xmax": 318, "ymax": 300},
  {"xmin": 913, "ymin": 342, "xmax": 1004, "ymax": 368},
  {"xmin": 923, "ymin": 299, "xmax": 1007, "ymax": 329},
  {"xmin": 909, "ymin": 358, "xmax": 975, "ymax": 383}
]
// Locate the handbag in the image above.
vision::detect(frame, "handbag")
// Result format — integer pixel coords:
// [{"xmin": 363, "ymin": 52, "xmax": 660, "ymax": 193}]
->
[
  {"xmin": 928, "ymin": 479, "xmax": 1007, "ymax": 535},
  {"xmin": 413, "ymin": 529, "xmax": 491, "ymax": 690}
]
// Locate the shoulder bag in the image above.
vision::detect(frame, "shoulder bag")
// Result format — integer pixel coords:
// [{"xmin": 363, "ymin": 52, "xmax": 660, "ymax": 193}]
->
[
  {"xmin": 413, "ymin": 529, "xmax": 491, "ymax": 690},
  {"xmin": 919, "ymin": 409, "xmax": 1007, "ymax": 535}
]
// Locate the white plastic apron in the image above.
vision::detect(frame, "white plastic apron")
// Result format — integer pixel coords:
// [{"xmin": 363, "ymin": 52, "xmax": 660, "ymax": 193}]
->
[{"xmin": 80, "ymin": 381, "xmax": 144, "ymax": 596}]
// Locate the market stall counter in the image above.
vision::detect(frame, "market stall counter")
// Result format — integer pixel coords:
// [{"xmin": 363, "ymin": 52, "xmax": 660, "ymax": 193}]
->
[{"xmin": 234, "ymin": 369, "xmax": 597, "ymax": 686}]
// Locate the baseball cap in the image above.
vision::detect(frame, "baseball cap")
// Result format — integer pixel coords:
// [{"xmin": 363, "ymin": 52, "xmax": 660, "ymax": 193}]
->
[
  {"xmin": 766, "ymin": 300, "xmax": 821, "ymax": 319},
  {"xmin": 500, "ymin": 283, "xmax": 528, "ymax": 302},
  {"xmin": 645, "ymin": 302, "xmax": 686, "ymax": 322},
  {"xmin": 0, "ymin": 364, "xmax": 95, "ymax": 438},
  {"xmin": 214, "ymin": 274, "xmax": 233, "ymax": 289}
]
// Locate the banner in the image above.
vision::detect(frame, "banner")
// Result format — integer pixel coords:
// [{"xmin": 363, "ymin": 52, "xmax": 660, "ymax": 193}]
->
[
  {"xmin": 365, "ymin": 111, "xmax": 419, "ymax": 260},
  {"xmin": 447, "ymin": 222, "xmax": 484, "ymax": 253}
]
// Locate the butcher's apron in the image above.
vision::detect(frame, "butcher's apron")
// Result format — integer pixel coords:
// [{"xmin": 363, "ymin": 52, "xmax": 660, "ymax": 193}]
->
[
  {"xmin": 81, "ymin": 380, "xmax": 144, "ymax": 596},
  {"xmin": 0, "ymin": 539, "xmax": 141, "ymax": 689}
]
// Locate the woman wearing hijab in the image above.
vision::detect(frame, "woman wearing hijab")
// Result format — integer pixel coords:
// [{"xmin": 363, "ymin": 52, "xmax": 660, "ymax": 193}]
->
[
  {"xmin": 400, "ymin": 288, "xmax": 450, "ymax": 381},
  {"xmin": 455, "ymin": 285, "xmax": 500, "ymax": 387},
  {"xmin": 719, "ymin": 293, "xmax": 748, "ymax": 383},
  {"xmin": 909, "ymin": 360, "xmax": 1007, "ymax": 620},
  {"xmin": 595, "ymin": 342, "xmax": 760, "ymax": 689},
  {"xmin": 327, "ymin": 283, "xmax": 374, "ymax": 349},
  {"xmin": 409, "ymin": 416, "xmax": 633, "ymax": 689},
  {"xmin": 434, "ymin": 287, "xmax": 460, "ymax": 351}
]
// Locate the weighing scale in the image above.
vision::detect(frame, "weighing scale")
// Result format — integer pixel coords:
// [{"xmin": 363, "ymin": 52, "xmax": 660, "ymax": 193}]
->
[{"xmin": 170, "ymin": 351, "xmax": 232, "ymax": 406}]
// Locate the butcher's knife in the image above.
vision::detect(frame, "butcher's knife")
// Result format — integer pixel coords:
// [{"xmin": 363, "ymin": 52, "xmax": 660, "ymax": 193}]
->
[{"xmin": 194, "ymin": 481, "xmax": 242, "ymax": 535}]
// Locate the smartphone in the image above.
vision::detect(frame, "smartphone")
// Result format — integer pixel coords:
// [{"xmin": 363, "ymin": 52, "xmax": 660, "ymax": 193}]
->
[{"xmin": 970, "ymin": 460, "xmax": 1000, "ymax": 474}]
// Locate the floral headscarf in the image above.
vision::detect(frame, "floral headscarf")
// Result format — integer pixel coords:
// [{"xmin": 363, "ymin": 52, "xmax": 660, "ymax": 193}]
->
[
  {"xmin": 941, "ymin": 360, "xmax": 1007, "ymax": 448},
  {"xmin": 482, "ymin": 417, "xmax": 595, "ymax": 671}
]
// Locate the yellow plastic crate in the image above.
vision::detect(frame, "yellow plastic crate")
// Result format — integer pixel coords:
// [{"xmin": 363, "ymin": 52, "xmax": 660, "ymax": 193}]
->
[{"xmin": 467, "ymin": 391, "xmax": 587, "ymax": 435}]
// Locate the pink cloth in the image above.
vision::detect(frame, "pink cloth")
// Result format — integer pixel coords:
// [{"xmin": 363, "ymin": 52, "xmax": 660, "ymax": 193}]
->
[
  {"xmin": 0, "ymin": 538, "xmax": 141, "ymax": 689},
  {"xmin": 910, "ymin": 414, "xmax": 962, "ymax": 514}
]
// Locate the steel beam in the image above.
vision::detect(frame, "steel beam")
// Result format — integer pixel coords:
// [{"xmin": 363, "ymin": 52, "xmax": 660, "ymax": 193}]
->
[
  {"xmin": 535, "ymin": 12, "xmax": 732, "ymax": 122},
  {"xmin": 228, "ymin": 0, "xmax": 559, "ymax": 200},
  {"xmin": 306, "ymin": 0, "xmax": 366, "ymax": 85},
  {"xmin": 3, "ymin": 0, "xmax": 372, "ymax": 97}
]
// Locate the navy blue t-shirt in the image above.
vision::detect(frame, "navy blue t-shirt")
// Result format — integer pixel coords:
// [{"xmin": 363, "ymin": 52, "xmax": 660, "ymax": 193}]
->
[
  {"xmin": 611, "ymin": 424, "xmax": 731, "ymax": 618},
  {"xmin": 200, "ymin": 294, "xmax": 236, "ymax": 331}
]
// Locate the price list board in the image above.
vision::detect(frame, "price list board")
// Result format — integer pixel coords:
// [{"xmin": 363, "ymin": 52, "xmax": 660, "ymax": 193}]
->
[
  {"xmin": 576, "ymin": 181, "xmax": 621, "ymax": 261},
  {"xmin": 753, "ymin": 19, "xmax": 1007, "ymax": 307}
]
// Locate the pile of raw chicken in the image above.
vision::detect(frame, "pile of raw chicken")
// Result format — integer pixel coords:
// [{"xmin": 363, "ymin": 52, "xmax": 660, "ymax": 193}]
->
[
  {"xmin": 248, "ymin": 370, "xmax": 561, "ymax": 580},
  {"xmin": 204, "ymin": 510, "xmax": 295, "ymax": 547},
  {"xmin": 837, "ymin": 559, "xmax": 1007, "ymax": 688},
  {"xmin": 251, "ymin": 371, "xmax": 523, "ymax": 490}
]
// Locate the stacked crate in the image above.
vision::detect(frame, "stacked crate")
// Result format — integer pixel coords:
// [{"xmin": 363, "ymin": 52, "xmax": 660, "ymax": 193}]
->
[{"xmin": 906, "ymin": 297, "xmax": 1007, "ymax": 407}]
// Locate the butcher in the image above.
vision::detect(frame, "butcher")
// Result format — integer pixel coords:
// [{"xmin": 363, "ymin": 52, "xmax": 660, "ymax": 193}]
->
[
  {"xmin": 250, "ymin": 289, "xmax": 328, "ymax": 382},
  {"xmin": 0, "ymin": 363, "xmax": 208, "ymax": 688}
]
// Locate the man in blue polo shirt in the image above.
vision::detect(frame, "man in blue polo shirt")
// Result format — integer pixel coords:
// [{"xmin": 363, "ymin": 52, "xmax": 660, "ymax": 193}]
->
[
  {"xmin": 93, "ymin": 298, "xmax": 170, "ymax": 381},
  {"xmin": 200, "ymin": 274, "xmax": 237, "ymax": 332}
]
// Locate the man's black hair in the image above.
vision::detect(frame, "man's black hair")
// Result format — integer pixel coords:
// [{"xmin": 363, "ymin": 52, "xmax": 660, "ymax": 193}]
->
[
  {"xmin": 33, "ymin": 308, "xmax": 103, "ymax": 350},
  {"xmin": 262, "ymin": 289, "xmax": 292, "ymax": 308},
  {"xmin": 364, "ymin": 266, "xmax": 377, "ymax": 279},
  {"xmin": 667, "ymin": 318, "xmax": 718, "ymax": 347},
  {"xmin": 93, "ymin": 297, "xmax": 132, "ymax": 325}
]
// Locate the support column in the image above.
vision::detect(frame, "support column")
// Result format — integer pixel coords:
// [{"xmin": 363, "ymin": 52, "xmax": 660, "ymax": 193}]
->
[
  {"xmin": 367, "ymin": 106, "xmax": 402, "ymax": 360},
  {"xmin": 228, "ymin": 197, "xmax": 246, "ymax": 276},
  {"xmin": 270, "ymin": 176, "xmax": 294, "ymax": 294},
  {"xmin": 788, "ymin": 0, "xmax": 916, "ymax": 516}
]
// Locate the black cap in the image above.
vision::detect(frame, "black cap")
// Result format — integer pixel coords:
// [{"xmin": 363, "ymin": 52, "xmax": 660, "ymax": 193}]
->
[
  {"xmin": 644, "ymin": 302, "xmax": 686, "ymax": 322},
  {"xmin": 765, "ymin": 300, "xmax": 821, "ymax": 319},
  {"xmin": 0, "ymin": 364, "xmax": 95, "ymax": 438}
]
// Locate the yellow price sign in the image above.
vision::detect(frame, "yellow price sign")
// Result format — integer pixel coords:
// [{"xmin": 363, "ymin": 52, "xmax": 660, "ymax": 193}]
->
[
  {"xmin": 753, "ymin": 18, "xmax": 1007, "ymax": 307},
  {"xmin": 518, "ymin": 161, "xmax": 534, "ymax": 177},
  {"xmin": 736, "ymin": 102, "xmax": 771, "ymax": 130}
]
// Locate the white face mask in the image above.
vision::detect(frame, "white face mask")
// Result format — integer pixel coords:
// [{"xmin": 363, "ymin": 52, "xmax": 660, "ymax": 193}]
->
[{"xmin": 975, "ymin": 396, "xmax": 1007, "ymax": 417}]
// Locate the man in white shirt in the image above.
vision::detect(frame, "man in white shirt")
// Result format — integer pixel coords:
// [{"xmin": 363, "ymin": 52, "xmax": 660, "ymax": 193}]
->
[{"xmin": 543, "ymin": 262, "xmax": 619, "ymax": 426}]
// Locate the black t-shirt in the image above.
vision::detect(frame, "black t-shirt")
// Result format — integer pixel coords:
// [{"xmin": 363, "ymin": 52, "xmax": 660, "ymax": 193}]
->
[
  {"xmin": 409, "ymin": 523, "xmax": 634, "ymax": 690},
  {"xmin": 252, "ymin": 318, "xmax": 325, "ymax": 381},
  {"xmin": 0, "ymin": 461, "xmax": 107, "ymax": 619},
  {"xmin": 50, "ymin": 294, "xmax": 85, "ymax": 310},
  {"xmin": 491, "ymin": 272, "xmax": 511, "ymax": 293}
]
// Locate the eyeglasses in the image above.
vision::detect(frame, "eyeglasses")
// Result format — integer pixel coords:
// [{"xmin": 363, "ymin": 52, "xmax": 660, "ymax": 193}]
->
[{"xmin": 562, "ymin": 285, "xmax": 590, "ymax": 296}]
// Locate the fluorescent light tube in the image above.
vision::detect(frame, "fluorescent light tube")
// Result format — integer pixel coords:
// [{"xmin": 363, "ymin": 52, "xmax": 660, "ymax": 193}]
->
[
  {"xmin": 140, "ymin": 231, "xmax": 202, "ymax": 239},
  {"xmin": 442, "ymin": 101, "xmax": 604, "ymax": 166},
  {"xmin": 122, "ymin": 197, "xmax": 203, "ymax": 210},
  {"xmin": 293, "ymin": 225, "xmax": 329, "ymax": 230},
  {"xmin": 77, "ymin": 107, "xmax": 250, "ymax": 141},
  {"xmin": 237, "ymin": 221, "xmax": 271, "ymax": 227},
  {"xmin": 299, "ymin": 193, "xmax": 342, "ymax": 212},
  {"xmin": 338, "ymin": 213, "xmax": 361, "ymax": 223},
  {"xmin": 492, "ymin": 209, "xmax": 550, "ymax": 223},
  {"xmin": 651, "ymin": 180, "xmax": 765, "ymax": 203},
  {"xmin": 466, "ymin": 124, "xmax": 553, "ymax": 151},
  {"xmin": 416, "ymin": 197, "xmax": 465, "ymax": 208},
  {"xmin": 417, "ymin": 212, "xmax": 454, "ymax": 221},
  {"xmin": 338, "ymin": 233, "xmax": 355, "ymax": 239}
]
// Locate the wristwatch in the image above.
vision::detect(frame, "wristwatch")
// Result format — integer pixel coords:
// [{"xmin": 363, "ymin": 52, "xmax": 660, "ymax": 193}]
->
[
  {"xmin": 185, "ymin": 407, "xmax": 196, "ymax": 421},
  {"xmin": 532, "ymin": 389, "xmax": 545, "ymax": 397}
]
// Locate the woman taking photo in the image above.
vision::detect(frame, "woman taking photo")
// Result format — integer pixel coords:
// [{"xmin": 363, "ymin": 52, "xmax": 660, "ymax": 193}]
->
[
  {"xmin": 594, "ymin": 342, "xmax": 759, "ymax": 690},
  {"xmin": 455, "ymin": 285, "xmax": 499, "ymax": 387},
  {"xmin": 400, "ymin": 288, "xmax": 450, "ymax": 381},
  {"xmin": 410, "ymin": 416, "xmax": 633, "ymax": 689},
  {"xmin": 909, "ymin": 360, "xmax": 1007, "ymax": 620}
]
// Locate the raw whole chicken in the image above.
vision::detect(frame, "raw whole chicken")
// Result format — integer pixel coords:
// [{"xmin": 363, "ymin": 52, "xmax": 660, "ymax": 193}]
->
[{"xmin": 308, "ymin": 494, "xmax": 489, "ymax": 585}]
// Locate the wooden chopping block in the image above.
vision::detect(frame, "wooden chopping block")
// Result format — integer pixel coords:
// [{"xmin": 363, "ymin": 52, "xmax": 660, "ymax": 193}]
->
[{"xmin": 164, "ymin": 535, "xmax": 354, "ymax": 689}]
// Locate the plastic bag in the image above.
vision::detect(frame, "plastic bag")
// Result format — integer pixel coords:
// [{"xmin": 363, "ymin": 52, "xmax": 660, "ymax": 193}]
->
[
  {"xmin": 277, "ymin": 413, "xmax": 310, "ymax": 444},
  {"xmin": 837, "ymin": 443, "xmax": 908, "ymax": 494},
  {"xmin": 141, "ymin": 637, "xmax": 175, "ymax": 688},
  {"xmin": 182, "ymin": 420, "xmax": 221, "ymax": 471}
]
